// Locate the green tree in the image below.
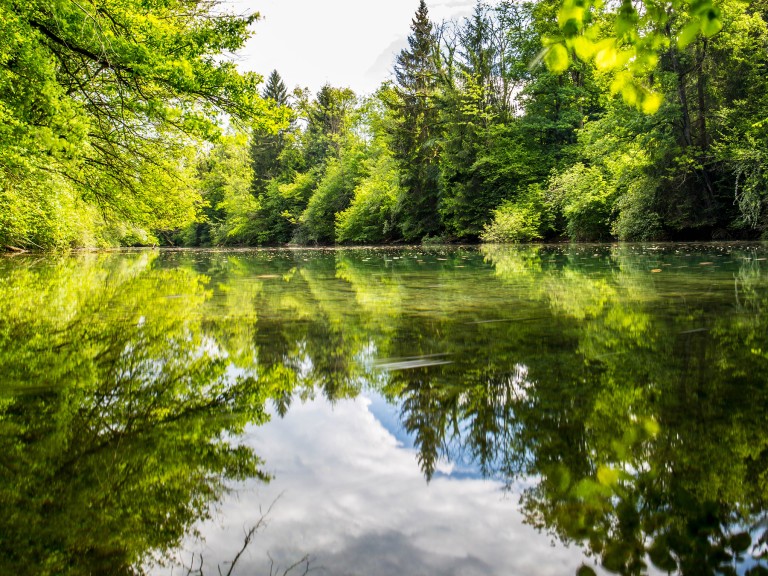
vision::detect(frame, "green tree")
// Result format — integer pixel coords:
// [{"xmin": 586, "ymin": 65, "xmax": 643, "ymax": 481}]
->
[
  {"xmin": 336, "ymin": 94, "xmax": 403, "ymax": 244},
  {"xmin": 303, "ymin": 84, "xmax": 357, "ymax": 168},
  {"xmin": 438, "ymin": 3, "xmax": 503, "ymax": 239},
  {"xmin": 0, "ymin": 0, "xmax": 278, "ymax": 249},
  {"xmin": 251, "ymin": 70, "xmax": 293, "ymax": 196},
  {"xmin": 387, "ymin": 0, "xmax": 444, "ymax": 242}
]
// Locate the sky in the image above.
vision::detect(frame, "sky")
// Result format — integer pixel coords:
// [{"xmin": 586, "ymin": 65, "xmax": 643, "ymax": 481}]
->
[
  {"xmin": 157, "ymin": 393, "xmax": 598, "ymax": 576},
  {"xmin": 224, "ymin": 0, "xmax": 491, "ymax": 96}
]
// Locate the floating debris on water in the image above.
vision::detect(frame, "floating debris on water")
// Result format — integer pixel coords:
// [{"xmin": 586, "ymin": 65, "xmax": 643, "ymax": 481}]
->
[
  {"xmin": 679, "ymin": 328, "xmax": 709, "ymax": 335},
  {"xmin": 374, "ymin": 353, "xmax": 452, "ymax": 371}
]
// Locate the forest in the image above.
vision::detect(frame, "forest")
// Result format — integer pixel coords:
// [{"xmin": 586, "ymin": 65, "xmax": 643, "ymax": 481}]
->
[{"xmin": 1, "ymin": 0, "xmax": 767, "ymax": 249}]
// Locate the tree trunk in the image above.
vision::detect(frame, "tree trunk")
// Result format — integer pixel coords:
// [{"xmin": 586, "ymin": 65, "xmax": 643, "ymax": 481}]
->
[
  {"xmin": 696, "ymin": 38, "xmax": 709, "ymax": 151},
  {"xmin": 668, "ymin": 43, "xmax": 693, "ymax": 148}
]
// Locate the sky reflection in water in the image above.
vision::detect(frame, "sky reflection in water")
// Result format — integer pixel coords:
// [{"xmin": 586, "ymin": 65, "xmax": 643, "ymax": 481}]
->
[{"xmin": 176, "ymin": 394, "xmax": 584, "ymax": 576}]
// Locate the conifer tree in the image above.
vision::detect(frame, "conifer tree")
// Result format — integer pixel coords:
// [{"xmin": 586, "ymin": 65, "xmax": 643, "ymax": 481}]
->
[
  {"xmin": 251, "ymin": 70, "xmax": 291, "ymax": 195},
  {"xmin": 262, "ymin": 69, "xmax": 290, "ymax": 106},
  {"xmin": 388, "ymin": 0, "xmax": 443, "ymax": 241}
]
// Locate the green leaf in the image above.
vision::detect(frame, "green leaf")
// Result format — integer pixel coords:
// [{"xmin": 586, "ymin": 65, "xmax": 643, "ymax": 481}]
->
[
  {"xmin": 545, "ymin": 44, "xmax": 570, "ymax": 73},
  {"xmin": 641, "ymin": 91, "xmax": 663, "ymax": 114},
  {"xmin": 702, "ymin": 9, "xmax": 723, "ymax": 37},
  {"xmin": 677, "ymin": 19, "xmax": 701, "ymax": 48},
  {"xmin": 597, "ymin": 465, "xmax": 620, "ymax": 486},
  {"xmin": 572, "ymin": 36, "xmax": 596, "ymax": 60},
  {"xmin": 577, "ymin": 565, "xmax": 598, "ymax": 576},
  {"xmin": 603, "ymin": 543, "xmax": 631, "ymax": 572},
  {"xmin": 595, "ymin": 45, "xmax": 618, "ymax": 69},
  {"xmin": 648, "ymin": 540, "xmax": 677, "ymax": 572}
]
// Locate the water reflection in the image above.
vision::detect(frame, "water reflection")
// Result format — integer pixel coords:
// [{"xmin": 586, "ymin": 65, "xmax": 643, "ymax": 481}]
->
[
  {"xmin": 0, "ymin": 253, "xmax": 271, "ymax": 576},
  {"xmin": 1, "ymin": 245, "xmax": 768, "ymax": 575}
]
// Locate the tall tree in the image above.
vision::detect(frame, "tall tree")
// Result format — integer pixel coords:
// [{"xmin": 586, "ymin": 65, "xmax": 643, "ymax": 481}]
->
[
  {"xmin": 388, "ymin": 0, "xmax": 444, "ymax": 241},
  {"xmin": 0, "ymin": 0, "xmax": 276, "ymax": 249},
  {"xmin": 439, "ymin": 2, "xmax": 519, "ymax": 240},
  {"xmin": 303, "ymin": 84, "xmax": 357, "ymax": 167},
  {"xmin": 251, "ymin": 70, "xmax": 292, "ymax": 195},
  {"xmin": 262, "ymin": 69, "xmax": 290, "ymax": 105}
]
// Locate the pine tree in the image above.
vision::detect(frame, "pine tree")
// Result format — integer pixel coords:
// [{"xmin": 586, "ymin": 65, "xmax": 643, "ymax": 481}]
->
[
  {"xmin": 388, "ymin": 0, "xmax": 443, "ymax": 241},
  {"xmin": 251, "ymin": 70, "xmax": 291, "ymax": 195},
  {"xmin": 439, "ymin": 3, "xmax": 499, "ymax": 239},
  {"xmin": 262, "ymin": 69, "xmax": 289, "ymax": 105}
]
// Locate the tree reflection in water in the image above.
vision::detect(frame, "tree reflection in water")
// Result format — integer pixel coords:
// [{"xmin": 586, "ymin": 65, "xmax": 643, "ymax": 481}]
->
[{"xmin": 1, "ymin": 245, "xmax": 768, "ymax": 575}]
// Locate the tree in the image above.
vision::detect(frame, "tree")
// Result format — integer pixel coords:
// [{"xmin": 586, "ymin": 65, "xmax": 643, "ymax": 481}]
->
[
  {"xmin": 0, "ymin": 0, "xmax": 278, "ymax": 248},
  {"xmin": 303, "ymin": 84, "xmax": 357, "ymax": 167},
  {"xmin": 387, "ymin": 0, "xmax": 444, "ymax": 241},
  {"xmin": 438, "ymin": 3, "xmax": 501, "ymax": 240},
  {"xmin": 251, "ymin": 70, "xmax": 293, "ymax": 196},
  {"xmin": 547, "ymin": 0, "xmax": 724, "ymax": 113}
]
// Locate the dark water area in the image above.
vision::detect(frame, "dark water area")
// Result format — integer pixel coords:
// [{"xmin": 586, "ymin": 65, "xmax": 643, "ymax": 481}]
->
[{"xmin": 2, "ymin": 244, "xmax": 768, "ymax": 576}]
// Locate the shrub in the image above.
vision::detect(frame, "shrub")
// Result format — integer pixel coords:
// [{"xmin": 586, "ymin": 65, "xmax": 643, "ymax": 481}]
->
[
  {"xmin": 611, "ymin": 175, "xmax": 664, "ymax": 240},
  {"xmin": 335, "ymin": 153, "xmax": 400, "ymax": 244},
  {"xmin": 548, "ymin": 163, "xmax": 615, "ymax": 241},
  {"xmin": 481, "ymin": 185, "xmax": 550, "ymax": 243}
]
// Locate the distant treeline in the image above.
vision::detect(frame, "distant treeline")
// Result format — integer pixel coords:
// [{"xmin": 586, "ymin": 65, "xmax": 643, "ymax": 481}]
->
[
  {"xmin": 184, "ymin": 0, "xmax": 768, "ymax": 247},
  {"xmin": 2, "ymin": 0, "xmax": 767, "ymax": 249}
]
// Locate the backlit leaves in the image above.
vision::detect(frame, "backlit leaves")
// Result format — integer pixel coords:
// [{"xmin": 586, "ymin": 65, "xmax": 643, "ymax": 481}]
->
[{"xmin": 547, "ymin": 0, "xmax": 723, "ymax": 112}]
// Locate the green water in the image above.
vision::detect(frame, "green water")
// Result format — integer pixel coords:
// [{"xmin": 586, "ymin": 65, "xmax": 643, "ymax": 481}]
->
[{"xmin": 1, "ymin": 244, "xmax": 767, "ymax": 576}]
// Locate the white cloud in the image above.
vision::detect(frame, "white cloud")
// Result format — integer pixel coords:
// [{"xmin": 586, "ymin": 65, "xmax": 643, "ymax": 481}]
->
[
  {"xmin": 225, "ymin": 0, "xmax": 506, "ymax": 96},
  {"xmin": 160, "ymin": 395, "xmax": 594, "ymax": 576}
]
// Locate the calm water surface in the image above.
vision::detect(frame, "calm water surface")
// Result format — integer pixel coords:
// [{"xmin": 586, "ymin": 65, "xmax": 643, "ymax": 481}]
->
[{"xmin": 2, "ymin": 244, "xmax": 768, "ymax": 576}]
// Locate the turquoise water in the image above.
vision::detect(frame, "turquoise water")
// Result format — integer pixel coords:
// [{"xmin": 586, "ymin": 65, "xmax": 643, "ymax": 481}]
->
[{"xmin": 1, "ymin": 244, "xmax": 767, "ymax": 575}]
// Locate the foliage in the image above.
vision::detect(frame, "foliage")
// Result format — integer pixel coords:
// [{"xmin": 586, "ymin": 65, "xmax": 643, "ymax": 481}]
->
[
  {"xmin": 251, "ymin": 70, "xmax": 293, "ymax": 196},
  {"xmin": 296, "ymin": 146, "xmax": 367, "ymax": 244},
  {"xmin": 0, "ymin": 0, "xmax": 280, "ymax": 249},
  {"xmin": 7, "ymin": 0, "xmax": 768, "ymax": 248},
  {"xmin": 335, "ymin": 147, "xmax": 401, "ymax": 245},
  {"xmin": 545, "ymin": 0, "xmax": 723, "ymax": 112},
  {"xmin": 481, "ymin": 185, "xmax": 550, "ymax": 243},
  {"xmin": 387, "ymin": 0, "xmax": 444, "ymax": 242},
  {"xmin": 548, "ymin": 163, "xmax": 615, "ymax": 241},
  {"xmin": 210, "ymin": 134, "xmax": 261, "ymax": 245}
]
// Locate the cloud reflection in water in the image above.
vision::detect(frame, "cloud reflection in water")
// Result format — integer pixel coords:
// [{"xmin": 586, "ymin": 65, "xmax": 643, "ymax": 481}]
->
[{"xmin": 173, "ymin": 395, "xmax": 590, "ymax": 576}]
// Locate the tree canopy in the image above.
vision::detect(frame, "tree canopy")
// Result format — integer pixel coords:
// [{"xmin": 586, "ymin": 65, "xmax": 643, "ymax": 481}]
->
[
  {"xmin": 3, "ymin": 0, "xmax": 768, "ymax": 248},
  {"xmin": 0, "ymin": 0, "xmax": 282, "ymax": 249}
]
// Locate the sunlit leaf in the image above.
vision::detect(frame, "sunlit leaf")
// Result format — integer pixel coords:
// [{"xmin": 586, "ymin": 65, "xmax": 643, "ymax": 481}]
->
[
  {"xmin": 597, "ymin": 465, "xmax": 620, "ymax": 486},
  {"xmin": 622, "ymin": 83, "xmax": 639, "ymax": 106},
  {"xmin": 595, "ymin": 46, "xmax": 618, "ymax": 69},
  {"xmin": 572, "ymin": 36, "xmax": 596, "ymax": 59},
  {"xmin": 545, "ymin": 44, "xmax": 570, "ymax": 73},
  {"xmin": 702, "ymin": 10, "xmax": 723, "ymax": 36},
  {"xmin": 641, "ymin": 91, "xmax": 663, "ymax": 114},
  {"xmin": 678, "ymin": 19, "xmax": 701, "ymax": 48},
  {"xmin": 558, "ymin": 4, "xmax": 586, "ymax": 30},
  {"xmin": 643, "ymin": 418, "xmax": 661, "ymax": 436}
]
